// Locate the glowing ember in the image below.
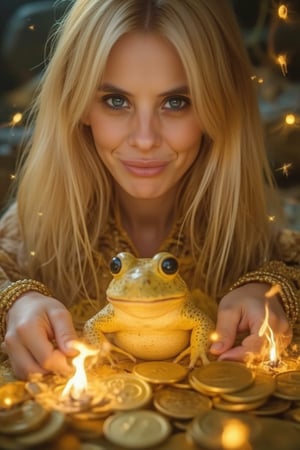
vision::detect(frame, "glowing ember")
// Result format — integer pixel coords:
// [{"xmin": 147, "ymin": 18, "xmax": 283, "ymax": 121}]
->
[{"xmin": 61, "ymin": 341, "xmax": 99, "ymax": 400}]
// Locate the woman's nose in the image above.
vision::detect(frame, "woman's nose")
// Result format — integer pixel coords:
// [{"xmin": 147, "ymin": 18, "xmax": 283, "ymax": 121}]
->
[{"xmin": 128, "ymin": 109, "xmax": 161, "ymax": 150}]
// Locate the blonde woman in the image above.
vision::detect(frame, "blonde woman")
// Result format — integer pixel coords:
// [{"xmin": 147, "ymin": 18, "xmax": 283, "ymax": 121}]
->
[{"xmin": 0, "ymin": 0, "xmax": 299, "ymax": 379}]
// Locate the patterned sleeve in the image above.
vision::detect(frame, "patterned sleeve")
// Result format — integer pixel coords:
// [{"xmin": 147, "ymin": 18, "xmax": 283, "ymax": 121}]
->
[
  {"xmin": 0, "ymin": 203, "xmax": 26, "ymax": 289},
  {"xmin": 277, "ymin": 228, "xmax": 300, "ymax": 265}
]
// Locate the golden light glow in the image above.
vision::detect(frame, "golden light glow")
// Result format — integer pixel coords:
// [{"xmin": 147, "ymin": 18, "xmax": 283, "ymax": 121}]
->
[
  {"xmin": 268, "ymin": 215, "xmax": 276, "ymax": 222},
  {"xmin": 265, "ymin": 284, "xmax": 282, "ymax": 298},
  {"xmin": 276, "ymin": 162, "xmax": 292, "ymax": 176},
  {"xmin": 29, "ymin": 251, "xmax": 36, "ymax": 256},
  {"xmin": 11, "ymin": 113, "xmax": 23, "ymax": 125},
  {"xmin": 278, "ymin": 4, "xmax": 288, "ymax": 20},
  {"xmin": 28, "ymin": 24, "xmax": 35, "ymax": 31},
  {"xmin": 259, "ymin": 302, "xmax": 278, "ymax": 365},
  {"xmin": 285, "ymin": 114, "xmax": 296, "ymax": 125},
  {"xmin": 222, "ymin": 419, "xmax": 250, "ymax": 449},
  {"xmin": 277, "ymin": 54, "xmax": 288, "ymax": 76},
  {"xmin": 210, "ymin": 331, "xmax": 219, "ymax": 342},
  {"xmin": 62, "ymin": 341, "xmax": 99, "ymax": 400},
  {"xmin": 3, "ymin": 397, "xmax": 12, "ymax": 407},
  {"xmin": 10, "ymin": 174, "xmax": 16, "ymax": 180},
  {"xmin": 250, "ymin": 75, "xmax": 264, "ymax": 84}
]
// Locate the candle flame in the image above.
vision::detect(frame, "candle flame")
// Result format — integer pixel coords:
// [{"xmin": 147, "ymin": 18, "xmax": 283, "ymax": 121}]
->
[{"xmin": 61, "ymin": 341, "xmax": 99, "ymax": 400}]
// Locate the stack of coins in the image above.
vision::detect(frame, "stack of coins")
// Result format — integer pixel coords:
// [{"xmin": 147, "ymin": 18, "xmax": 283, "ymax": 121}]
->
[
  {"xmin": 2, "ymin": 360, "xmax": 300, "ymax": 449},
  {"xmin": 0, "ymin": 400, "xmax": 65, "ymax": 449}
]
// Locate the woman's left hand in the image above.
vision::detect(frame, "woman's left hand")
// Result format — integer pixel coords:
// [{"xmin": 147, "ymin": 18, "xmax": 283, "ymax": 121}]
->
[{"xmin": 209, "ymin": 282, "xmax": 292, "ymax": 361}]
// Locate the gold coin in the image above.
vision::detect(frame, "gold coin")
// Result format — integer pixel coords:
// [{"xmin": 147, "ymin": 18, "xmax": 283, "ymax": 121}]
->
[
  {"xmin": 153, "ymin": 387, "xmax": 212, "ymax": 419},
  {"xmin": 274, "ymin": 370, "xmax": 300, "ymax": 400},
  {"xmin": 133, "ymin": 361, "xmax": 188, "ymax": 384},
  {"xmin": 285, "ymin": 407, "xmax": 300, "ymax": 423},
  {"xmin": 14, "ymin": 410, "xmax": 65, "ymax": 447},
  {"xmin": 0, "ymin": 434, "xmax": 22, "ymax": 450},
  {"xmin": 0, "ymin": 381, "xmax": 29, "ymax": 408},
  {"xmin": 98, "ymin": 373, "xmax": 152, "ymax": 410},
  {"xmin": 251, "ymin": 417, "xmax": 300, "ymax": 450},
  {"xmin": 103, "ymin": 410, "xmax": 171, "ymax": 448},
  {"xmin": 153, "ymin": 432, "xmax": 199, "ymax": 450},
  {"xmin": 190, "ymin": 409, "xmax": 260, "ymax": 449},
  {"xmin": 67, "ymin": 416, "xmax": 105, "ymax": 439},
  {"xmin": 221, "ymin": 372, "xmax": 275, "ymax": 403},
  {"xmin": 251, "ymin": 396, "xmax": 292, "ymax": 416},
  {"xmin": 0, "ymin": 401, "xmax": 49, "ymax": 434},
  {"xmin": 213, "ymin": 396, "xmax": 267, "ymax": 412},
  {"xmin": 188, "ymin": 373, "xmax": 218, "ymax": 397},
  {"xmin": 189, "ymin": 361, "xmax": 254, "ymax": 394}
]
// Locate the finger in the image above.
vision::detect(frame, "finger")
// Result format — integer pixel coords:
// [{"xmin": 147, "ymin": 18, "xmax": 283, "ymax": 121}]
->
[
  {"xmin": 218, "ymin": 332, "xmax": 265, "ymax": 362},
  {"xmin": 218, "ymin": 345, "xmax": 248, "ymax": 362},
  {"xmin": 13, "ymin": 320, "xmax": 73, "ymax": 376},
  {"xmin": 48, "ymin": 308, "xmax": 78, "ymax": 355},
  {"xmin": 210, "ymin": 307, "xmax": 241, "ymax": 355},
  {"xmin": 3, "ymin": 337, "xmax": 47, "ymax": 380}
]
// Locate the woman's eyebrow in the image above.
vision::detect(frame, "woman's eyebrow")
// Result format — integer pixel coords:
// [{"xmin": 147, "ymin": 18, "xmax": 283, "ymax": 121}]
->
[
  {"xmin": 97, "ymin": 83, "xmax": 130, "ymax": 95},
  {"xmin": 97, "ymin": 83, "xmax": 190, "ymax": 96}
]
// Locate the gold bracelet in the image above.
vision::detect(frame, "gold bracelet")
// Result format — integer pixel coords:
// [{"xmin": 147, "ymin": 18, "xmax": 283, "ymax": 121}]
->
[
  {"xmin": 230, "ymin": 261, "xmax": 300, "ymax": 327},
  {"xmin": 0, "ymin": 279, "xmax": 52, "ymax": 342}
]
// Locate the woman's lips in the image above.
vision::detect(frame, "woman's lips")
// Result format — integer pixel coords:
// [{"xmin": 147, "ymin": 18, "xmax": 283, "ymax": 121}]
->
[{"xmin": 121, "ymin": 160, "xmax": 169, "ymax": 177}]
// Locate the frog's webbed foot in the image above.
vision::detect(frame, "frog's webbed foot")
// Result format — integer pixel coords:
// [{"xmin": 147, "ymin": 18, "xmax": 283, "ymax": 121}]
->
[
  {"xmin": 103, "ymin": 342, "xmax": 136, "ymax": 366},
  {"xmin": 173, "ymin": 346, "xmax": 210, "ymax": 368}
]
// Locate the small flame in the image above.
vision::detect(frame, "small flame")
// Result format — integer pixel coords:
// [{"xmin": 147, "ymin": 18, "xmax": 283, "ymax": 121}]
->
[
  {"xmin": 61, "ymin": 341, "xmax": 99, "ymax": 400},
  {"xmin": 258, "ymin": 285, "xmax": 282, "ymax": 366}
]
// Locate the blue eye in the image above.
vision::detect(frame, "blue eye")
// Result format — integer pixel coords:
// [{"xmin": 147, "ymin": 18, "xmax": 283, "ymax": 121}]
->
[
  {"xmin": 164, "ymin": 96, "xmax": 189, "ymax": 111},
  {"xmin": 105, "ymin": 95, "xmax": 129, "ymax": 109}
]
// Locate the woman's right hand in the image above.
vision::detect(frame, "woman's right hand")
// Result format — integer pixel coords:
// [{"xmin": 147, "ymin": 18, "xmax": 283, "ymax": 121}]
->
[{"xmin": 1, "ymin": 291, "xmax": 78, "ymax": 380}]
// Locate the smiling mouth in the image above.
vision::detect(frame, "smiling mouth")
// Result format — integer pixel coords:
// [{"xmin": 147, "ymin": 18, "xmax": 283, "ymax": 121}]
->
[{"xmin": 121, "ymin": 160, "xmax": 169, "ymax": 177}]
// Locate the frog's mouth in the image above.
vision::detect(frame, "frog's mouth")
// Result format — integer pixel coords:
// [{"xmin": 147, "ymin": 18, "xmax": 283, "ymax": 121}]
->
[
  {"xmin": 107, "ymin": 296, "xmax": 186, "ymax": 318},
  {"xmin": 107, "ymin": 296, "xmax": 185, "ymax": 304}
]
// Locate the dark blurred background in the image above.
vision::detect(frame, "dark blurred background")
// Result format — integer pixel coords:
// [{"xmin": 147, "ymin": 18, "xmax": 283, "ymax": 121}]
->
[{"xmin": 0, "ymin": 0, "xmax": 300, "ymax": 228}]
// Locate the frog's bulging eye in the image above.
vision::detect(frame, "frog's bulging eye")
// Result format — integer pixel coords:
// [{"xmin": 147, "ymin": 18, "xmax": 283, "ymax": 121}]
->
[
  {"xmin": 160, "ymin": 256, "xmax": 178, "ymax": 275},
  {"xmin": 110, "ymin": 256, "xmax": 122, "ymax": 274}
]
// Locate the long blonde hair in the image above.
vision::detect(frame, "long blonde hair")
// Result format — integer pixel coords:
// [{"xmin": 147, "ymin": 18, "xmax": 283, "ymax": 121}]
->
[{"xmin": 16, "ymin": 0, "xmax": 278, "ymax": 303}]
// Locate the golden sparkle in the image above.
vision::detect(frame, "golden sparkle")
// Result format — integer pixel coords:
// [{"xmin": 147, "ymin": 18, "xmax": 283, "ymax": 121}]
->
[{"xmin": 278, "ymin": 4, "xmax": 288, "ymax": 20}]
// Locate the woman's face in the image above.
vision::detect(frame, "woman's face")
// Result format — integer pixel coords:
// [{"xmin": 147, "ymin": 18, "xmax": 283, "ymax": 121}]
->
[{"xmin": 84, "ymin": 31, "xmax": 203, "ymax": 199}]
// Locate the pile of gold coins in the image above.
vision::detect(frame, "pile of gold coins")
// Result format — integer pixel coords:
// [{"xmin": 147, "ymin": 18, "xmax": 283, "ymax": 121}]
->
[{"xmin": 1, "ymin": 360, "xmax": 300, "ymax": 449}]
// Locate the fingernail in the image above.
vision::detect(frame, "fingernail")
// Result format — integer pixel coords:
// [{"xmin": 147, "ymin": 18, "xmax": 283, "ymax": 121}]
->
[{"xmin": 210, "ymin": 342, "xmax": 224, "ymax": 352}]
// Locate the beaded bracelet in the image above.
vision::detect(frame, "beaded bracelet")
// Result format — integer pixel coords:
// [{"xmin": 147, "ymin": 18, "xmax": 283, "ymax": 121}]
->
[
  {"xmin": 230, "ymin": 261, "xmax": 300, "ymax": 327},
  {"xmin": 0, "ymin": 279, "xmax": 52, "ymax": 342}
]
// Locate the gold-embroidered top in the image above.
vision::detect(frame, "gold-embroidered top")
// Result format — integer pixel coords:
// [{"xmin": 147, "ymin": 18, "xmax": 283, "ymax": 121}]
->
[{"xmin": 0, "ymin": 203, "xmax": 300, "ymax": 331}]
